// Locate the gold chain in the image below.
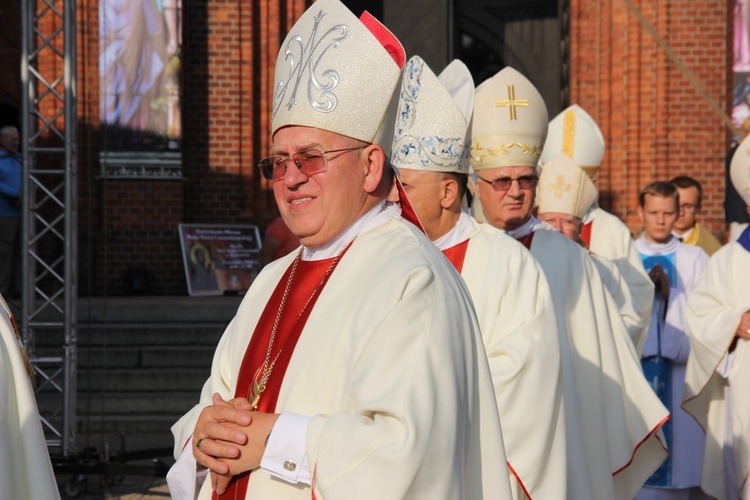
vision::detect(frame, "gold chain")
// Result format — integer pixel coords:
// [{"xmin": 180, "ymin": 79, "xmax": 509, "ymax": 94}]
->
[{"xmin": 249, "ymin": 245, "xmax": 347, "ymax": 409}]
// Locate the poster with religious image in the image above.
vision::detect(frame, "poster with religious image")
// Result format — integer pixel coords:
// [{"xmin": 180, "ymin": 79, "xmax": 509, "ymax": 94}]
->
[
  {"xmin": 178, "ymin": 224, "xmax": 262, "ymax": 297},
  {"xmin": 99, "ymin": 0, "xmax": 182, "ymax": 151}
]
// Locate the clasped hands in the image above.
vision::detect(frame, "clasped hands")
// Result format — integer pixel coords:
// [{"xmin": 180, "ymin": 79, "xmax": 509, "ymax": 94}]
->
[
  {"xmin": 193, "ymin": 393, "xmax": 280, "ymax": 495},
  {"xmin": 736, "ymin": 310, "xmax": 750, "ymax": 340}
]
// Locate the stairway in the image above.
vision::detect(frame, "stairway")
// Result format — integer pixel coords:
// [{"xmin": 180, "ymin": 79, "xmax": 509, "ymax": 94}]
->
[{"xmin": 32, "ymin": 296, "xmax": 243, "ymax": 459}]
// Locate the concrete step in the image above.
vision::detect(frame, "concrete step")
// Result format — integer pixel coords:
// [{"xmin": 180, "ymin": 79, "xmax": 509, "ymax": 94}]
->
[{"xmin": 76, "ymin": 369, "xmax": 209, "ymax": 392}]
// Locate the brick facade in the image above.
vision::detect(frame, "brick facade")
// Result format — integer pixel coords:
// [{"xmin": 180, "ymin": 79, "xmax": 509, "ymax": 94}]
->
[
  {"xmin": 0, "ymin": 0, "xmax": 735, "ymax": 295},
  {"xmin": 570, "ymin": 0, "xmax": 732, "ymax": 238}
]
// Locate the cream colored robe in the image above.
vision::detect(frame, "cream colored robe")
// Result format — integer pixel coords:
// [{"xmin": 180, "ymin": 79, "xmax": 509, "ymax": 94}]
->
[
  {"xmin": 0, "ymin": 295, "xmax": 60, "ymax": 500},
  {"xmin": 530, "ymin": 225, "xmax": 669, "ymax": 500},
  {"xmin": 683, "ymin": 240, "xmax": 750, "ymax": 499},
  {"xmin": 591, "ymin": 252, "xmax": 645, "ymax": 353},
  {"xmin": 586, "ymin": 206, "xmax": 655, "ymax": 354},
  {"xmin": 459, "ymin": 219, "xmax": 566, "ymax": 499},
  {"xmin": 171, "ymin": 217, "xmax": 511, "ymax": 499}
]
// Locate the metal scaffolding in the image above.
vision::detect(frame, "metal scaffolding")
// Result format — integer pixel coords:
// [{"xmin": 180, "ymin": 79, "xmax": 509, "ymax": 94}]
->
[{"xmin": 20, "ymin": 0, "xmax": 78, "ymax": 456}]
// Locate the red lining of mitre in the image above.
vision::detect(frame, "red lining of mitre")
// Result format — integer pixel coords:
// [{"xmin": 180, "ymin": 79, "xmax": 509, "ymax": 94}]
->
[{"xmin": 359, "ymin": 11, "xmax": 405, "ymax": 69}]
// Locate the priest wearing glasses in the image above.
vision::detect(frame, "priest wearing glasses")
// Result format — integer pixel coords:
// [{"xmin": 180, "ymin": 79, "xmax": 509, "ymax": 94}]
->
[{"xmin": 166, "ymin": 1, "xmax": 510, "ymax": 499}]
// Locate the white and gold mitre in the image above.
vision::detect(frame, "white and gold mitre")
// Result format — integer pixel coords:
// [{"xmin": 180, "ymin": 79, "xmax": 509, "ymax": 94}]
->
[
  {"xmin": 391, "ymin": 57, "xmax": 474, "ymax": 174},
  {"xmin": 540, "ymin": 104, "xmax": 605, "ymax": 176},
  {"xmin": 271, "ymin": 0, "xmax": 405, "ymax": 153},
  {"xmin": 470, "ymin": 67, "xmax": 548, "ymax": 171},
  {"xmin": 537, "ymin": 153, "xmax": 597, "ymax": 219},
  {"xmin": 730, "ymin": 134, "xmax": 750, "ymax": 206}
]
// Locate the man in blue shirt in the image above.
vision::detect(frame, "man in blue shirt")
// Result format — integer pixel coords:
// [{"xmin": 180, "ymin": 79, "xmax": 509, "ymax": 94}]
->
[{"xmin": 0, "ymin": 126, "xmax": 22, "ymax": 296}]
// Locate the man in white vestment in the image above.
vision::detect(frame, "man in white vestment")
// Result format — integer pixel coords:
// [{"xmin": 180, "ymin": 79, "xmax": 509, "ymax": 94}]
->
[
  {"xmin": 392, "ymin": 56, "xmax": 566, "ymax": 499},
  {"xmin": 537, "ymin": 154, "xmax": 644, "ymax": 349},
  {"xmin": 471, "ymin": 67, "xmax": 666, "ymax": 500},
  {"xmin": 635, "ymin": 181, "xmax": 709, "ymax": 500},
  {"xmin": 683, "ymin": 135, "xmax": 750, "ymax": 500},
  {"xmin": 535, "ymin": 153, "xmax": 670, "ymax": 496},
  {"xmin": 166, "ymin": 2, "xmax": 511, "ymax": 499},
  {"xmin": 541, "ymin": 104, "xmax": 654, "ymax": 354},
  {"xmin": 0, "ymin": 294, "xmax": 61, "ymax": 499}
]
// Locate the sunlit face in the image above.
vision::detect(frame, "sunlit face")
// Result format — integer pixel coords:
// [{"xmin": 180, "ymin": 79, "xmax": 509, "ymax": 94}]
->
[
  {"xmin": 475, "ymin": 166, "xmax": 536, "ymax": 231},
  {"xmin": 638, "ymin": 194, "xmax": 679, "ymax": 244},
  {"xmin": 538, "ymin": 212, "xmax": 582, "ymax": 241},
  {"xmin": 270, "ymin": 126, "xmax": 377, "ymax": 248},
  {"xmin": 673, "ymin": 186, "xmax": 700, "ymax": 233},
  {"xmin": 398, "ymin": 169, "xmax": 447, "ymax": 241}
]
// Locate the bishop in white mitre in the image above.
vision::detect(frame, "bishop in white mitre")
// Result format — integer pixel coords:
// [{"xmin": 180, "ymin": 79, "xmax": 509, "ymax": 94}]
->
[
  {"xmin": 167, "ymin": 1, "xmax": 511, "ymax": 499},
  {"xmin": 0, "ymin": 295, "xmax": 61, "ymax": 499},
  {"xmin": 683, "ymin": 135, "xmax": 750, "ymax": 500},
  {"xmin": 536, "ymin": 153, "xmax": 670, "ymax": 496},
  {"xmin": 471, "ymin": 67, "xmax": 667, "ymax": 500},
  {"xmin": 541, "ymin": 104, "xmax": 654, "ymax": 354},
  {"xmin": 392, "ymin": 56, "xmax": 566, "ymax": 499}
]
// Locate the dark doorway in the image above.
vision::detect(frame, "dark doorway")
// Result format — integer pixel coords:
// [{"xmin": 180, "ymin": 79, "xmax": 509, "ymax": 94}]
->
[{"xmin": 454, "ymin": 0, "xmax": 567, "ymax": 116}]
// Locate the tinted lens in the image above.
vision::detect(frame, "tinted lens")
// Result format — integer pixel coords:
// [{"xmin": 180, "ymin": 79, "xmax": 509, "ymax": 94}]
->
[
  {"xmin": 258, "ymin": 158, "xmax": 276, "ymax": 180},
  {"xmin": 293, "ymin": 150, "xmax": 325, "ymax": 176},
  {"xmin": 492, "ymin": 178, "xmax": 512, "ymax": 191},
  {"xmin": 517, "ymin": 175, "xmax": 538, "ymax": 189}
]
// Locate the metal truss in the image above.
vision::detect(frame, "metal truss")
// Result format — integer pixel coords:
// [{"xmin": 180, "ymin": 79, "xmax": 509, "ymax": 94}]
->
[{"xmin": 20, "ymin": 0, "xmax": 77, "ymax": 456}]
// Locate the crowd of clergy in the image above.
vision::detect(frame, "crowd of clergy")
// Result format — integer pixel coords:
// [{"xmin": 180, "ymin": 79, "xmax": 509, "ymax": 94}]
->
[{"xmin": 2, "ymin": 0, "xmax": 749, "ymax": 498}]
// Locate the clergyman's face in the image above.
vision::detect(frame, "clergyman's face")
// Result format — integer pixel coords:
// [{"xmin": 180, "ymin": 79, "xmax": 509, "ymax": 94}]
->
[
  {"xmin": 398, "ymin": 169, "xmax": 445, "ymax": 241},
  {"xmin": 270, "ymin": 126, "xmax": 373, "ymax": 248},
  {"xmin": 474, "ymin": 165, "xmax": 536, "ymax": 231},
  {"xmin": 673, "ymin": 185, "xmax": 699, "ymax": 232},
  {"xmin": 638, "ymin": 194, "xmax": 679, "ymax": 244},
  {"xmin": 538, "ymin": 212, "xmax": 582, "ymax": 241}
]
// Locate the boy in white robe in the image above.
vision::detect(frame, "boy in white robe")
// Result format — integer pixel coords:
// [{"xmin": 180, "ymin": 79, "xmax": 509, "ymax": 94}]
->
[
  {"xmin": 683, "ymin": 135, "xmax": 750, "ymax": 500},
  {"xmin": 635, "ymin": 181, "xmax": 709, "ymax": 500}
]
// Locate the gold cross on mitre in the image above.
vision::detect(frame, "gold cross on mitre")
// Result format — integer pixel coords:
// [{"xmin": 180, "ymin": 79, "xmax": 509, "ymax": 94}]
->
[
  {"xmin": 494, "ymin": 85, "xmax": 528, "ymax": 121},
  {"xmin": 549, "ymin": 175, "xmax": 571, "ymax": 199}
]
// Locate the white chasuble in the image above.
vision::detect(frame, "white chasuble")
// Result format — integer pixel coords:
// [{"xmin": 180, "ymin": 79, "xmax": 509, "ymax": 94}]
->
[
  {"xmin": 590, "ymin": 252, "xmax": 644, "ymax": 354},
  {"xmin": 446, "ymin": 217, "xmax": 567, "ymax": 500},
  {"xmin": 171, "ymin": 216, "xmax": 511, "ymax": 500},
  {"xmin": 0, "ymin": 294, "xmax": 60, "ymax": 500},
  {"xmin": 529, "ymin": 225, "xmax": 669, "ymax": 500},
  {"xmin": 683, "ymin": 236, "xmax": 750, "ymax": 499},
  {"xmin": 636, "ymin": 236, "xmax": 708, "ymax": 491},
  {"xmin": 585, "ymin": 207, "xmax": 655, "ymax": 354}
]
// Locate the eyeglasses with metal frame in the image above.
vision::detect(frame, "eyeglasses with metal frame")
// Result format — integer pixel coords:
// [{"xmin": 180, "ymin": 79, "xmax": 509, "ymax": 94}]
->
[
  {"xmin": 258, "ymin": 147, "xmax": 366, "ymax": 181},
  {"xmin": 475, "ymin": 174, "xmax": 538, "ymax": 191}
]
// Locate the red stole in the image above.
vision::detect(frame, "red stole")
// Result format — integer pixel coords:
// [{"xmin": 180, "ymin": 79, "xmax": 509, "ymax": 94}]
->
[
  {"xmin": 514, "ymin": 231, "xmax": 536, "ymax": 250},
  {"xmin": 442, "ymin": 239, "xmax": 470, "ymax": 273},
  {"xmin": 580, "ymin": 220, "xmax": 593, "ymax": 248},
  {"xmin": 216, "ymin": 251, "xmax": 347, "ymax": 500}
]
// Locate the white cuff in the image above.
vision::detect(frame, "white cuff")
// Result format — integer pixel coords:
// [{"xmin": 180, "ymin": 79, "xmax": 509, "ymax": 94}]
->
[
  {"xmin": 166, "ymin": 436, "xmax": 208, "ymax": 500},
  {"xmin": 260, "ymin": 412, "xmax": 311, "ymax": 485}
]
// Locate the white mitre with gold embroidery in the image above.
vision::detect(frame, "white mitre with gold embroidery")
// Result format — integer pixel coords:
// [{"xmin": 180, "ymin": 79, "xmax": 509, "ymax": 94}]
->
[
  {"xmin": 271, "ymin": 0, "xmax": 405, "ymax": 154},
  {"xmin": 470, "ymin": 67, "xmax": 548, "ymax": 171},
  {"xmin": 391, "ymin": 57, "xmax": 473, "ymax": 174},
  {"xmin": 540, "ymin": 104, "xmax": 605, "ymax": 177},
  {"xmin": 730, "ymin": 134, "xmax": 750, "ymax": 206},
  {"xmin": 537, "ymin": 153, "xmax": 597, "ymax": 219}
]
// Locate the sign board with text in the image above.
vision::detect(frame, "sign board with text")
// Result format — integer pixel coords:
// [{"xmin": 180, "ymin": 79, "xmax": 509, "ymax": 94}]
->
[{"xmin": 178, "ymin": 224, "xmax": 262, "ymax": 296}]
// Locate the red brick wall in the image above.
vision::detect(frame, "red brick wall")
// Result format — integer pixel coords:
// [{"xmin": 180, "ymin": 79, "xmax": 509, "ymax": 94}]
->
[
  {"xmin": 570, "ymin": 0, "xmax": 732, "ymax": 241},
  {"xmin": 71, "ymin": 0, "xmax": 311, "ymax": 295}
]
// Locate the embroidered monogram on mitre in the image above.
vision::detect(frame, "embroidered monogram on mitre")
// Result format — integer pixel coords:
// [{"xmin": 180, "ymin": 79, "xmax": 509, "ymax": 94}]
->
[{"xmin": 272, "ymin": 9, "xmax": 349, "ymax": 119}]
